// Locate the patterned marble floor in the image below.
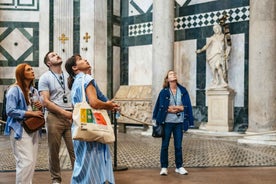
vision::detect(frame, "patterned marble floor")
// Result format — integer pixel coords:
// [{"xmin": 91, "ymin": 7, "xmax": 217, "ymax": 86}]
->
[{"xmin": 1, "ymin": 127, "xmax": 276, "ymax": 171}]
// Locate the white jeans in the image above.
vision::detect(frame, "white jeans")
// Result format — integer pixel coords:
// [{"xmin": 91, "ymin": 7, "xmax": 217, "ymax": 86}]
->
[{"xmin": 10, "ymin": 128, "xmax": 39, "ymax": 184}]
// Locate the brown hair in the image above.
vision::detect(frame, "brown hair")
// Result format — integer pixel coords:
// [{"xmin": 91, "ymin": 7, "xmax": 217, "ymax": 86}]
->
[
  {"xmin": 15, "ymin": 63, "xmax": 34, "ymax": 105},
  {"xmin": 43, "ymin": 51, "xmax": 52, "ymax": 67},
  {"xmin": 65, "ymin": 54, "xmax": 81, "ymax": 90}
]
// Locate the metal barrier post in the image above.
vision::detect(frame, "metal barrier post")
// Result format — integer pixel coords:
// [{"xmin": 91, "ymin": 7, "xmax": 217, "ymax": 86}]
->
[{"xmin": 112, "ymin": 111, "xmax": 128, "ymax": 171}]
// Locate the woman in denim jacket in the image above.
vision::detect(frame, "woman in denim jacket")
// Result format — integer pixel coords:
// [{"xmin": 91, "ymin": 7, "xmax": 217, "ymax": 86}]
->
[
  {"xmin": 4, "ymin": 63, "xmax": 44, "ymax": 183},
  {"xmin": 153, "ymin": 70, "xmax": 194, "ymax": 176}
]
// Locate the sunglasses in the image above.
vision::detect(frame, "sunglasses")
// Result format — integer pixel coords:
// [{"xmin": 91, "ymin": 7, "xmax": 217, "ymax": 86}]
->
[{"xmin": 59, "ymin": 76, "xmax": 64, "ymax": 85}]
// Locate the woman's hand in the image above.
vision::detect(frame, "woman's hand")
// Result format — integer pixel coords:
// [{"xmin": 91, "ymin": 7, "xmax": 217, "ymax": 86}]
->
[
  {"xmin": 31, "ymin": 110, "xmax": 44, "ymax": 118},
  {"xmin": 168, "ymin": 106, "xmax": 178, "ymax": 113},
  {"xmin": 168, "ymin": 105, "xmax": 184, "ymax": 113},
  {"xmin": 106, "ymin": 100, "xmax": 120, "ymax": 111},
  {"xmin": 175, "ymin": 105, "xmax": 184, "ymax": 112},
  {"xmin": 33, "ymin": 101, "xmax": 43, "ymax": 111}
]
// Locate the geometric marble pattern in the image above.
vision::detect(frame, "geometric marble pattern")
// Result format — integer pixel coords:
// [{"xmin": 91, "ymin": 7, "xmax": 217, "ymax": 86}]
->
[
  {"xmin": 115, "ymin": 131, "xmax": 276, "ymax": 168},
  {"xmin": 175, "ymin": 0, "xmax": 188, "ymax": 7},
  {"xmin": 0, "ymin": 22, "xmax": 39, "ymax": 66},
  {"xmin": 1, "ymin": 28, "xmax": 32, "ymax": 60},
  {"xmin": 129, "ymin": 0, "xmax": 152, "ymax": 16},
  {"xmin": 129, "ymin": 6, "xmax": 250, "ymax": 37},
  {"xmin": 1, "ymin": 128, "xmax": 276, "ymax": 171},
  {"xmin": 174, "ymin": 6, "xmax": 250, "ymax": 30},
  {"xmin": 0, "ymin": 0, "xmax": 39, "ymax": 11},
  {"xmin": 129, "ymin": 22, "xmax": 153, "ymax": 37},
  {"xmin": 128, "ymin": 0, "xmax": 217, "ymax": 16}
]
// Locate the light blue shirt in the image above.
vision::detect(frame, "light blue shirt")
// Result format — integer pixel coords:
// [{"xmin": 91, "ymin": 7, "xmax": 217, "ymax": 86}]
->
[
  {"xmin": 4, "ymin": 85, "xmax": 38, "ymax": 139},
  {"xmin": 165, "ymin": 87, "xmax": 184, "ymax": 123}
]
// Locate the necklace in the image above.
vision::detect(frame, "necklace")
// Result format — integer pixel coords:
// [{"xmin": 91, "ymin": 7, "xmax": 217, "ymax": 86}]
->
[
  {"xmin": 169, "ymin": 88, "xmax": 177, "ymax": 106},
  {"xmin": 169, "ymin": 87, "xmax": 181, "ymax": 117},
  {"xmin": 50, "ymin": 70, "xmax": 68, "ymax": 103},
  {"xmin": 50, "ymin": 70, "xmax": 65, "ymax": 90}
]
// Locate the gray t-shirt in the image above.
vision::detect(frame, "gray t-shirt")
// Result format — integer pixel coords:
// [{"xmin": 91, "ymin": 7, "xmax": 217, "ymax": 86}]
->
[{"xmin": 38, "ymin": 70, "xmax": 72, "ymax": 110}]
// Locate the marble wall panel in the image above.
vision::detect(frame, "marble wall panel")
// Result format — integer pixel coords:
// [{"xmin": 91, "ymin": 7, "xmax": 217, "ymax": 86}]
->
[
  {"xmin": 113, "ymin": 24, "xmax": 120, "ymax": 37},
  {"xmin": 174, "ymin": 39, "xmax": 197, "ymax": 106},
  {"xmin": 228, "ymin": 34, "xmax": 245, "ymax": 107},
  {"xmin": 0, "ymin": 0, "xmax": 39, "ymax": 10},
  {"xmin": 38, "ymin": 0, "xmax": 50, "ymax": 77},
  {"xmin": 53, "ymin": 0, "xmax": 73, "ymax": 60},
  {"xmin": 80, "ymin": 0, "xmax": 94, "ymax": 67},
  {"xmin": 129, "ymin": 45, "xmax": 152, "ymax": 85},
  {"xmin": 189, "ymin": 0, "xmax": 216, "ymax": 5},
  {"xmin": 114, "ymin": 0, "xmax": 120, "ymax": 16},
  {"xmin": 129, "ymin": 0, "xmax": 153, "ymax": 16},
  {"xmin": 94, "ymin": 0, "xmax": 108, "ymax": 95},
  {"xmin": 0, "ymin": 11, "xmax": 39, "ymax": 22}
]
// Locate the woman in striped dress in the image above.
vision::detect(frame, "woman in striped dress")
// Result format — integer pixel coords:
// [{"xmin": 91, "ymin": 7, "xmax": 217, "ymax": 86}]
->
[{"xmin": 65, "ymin": 54, "xmax": 120, "ymax": 184}]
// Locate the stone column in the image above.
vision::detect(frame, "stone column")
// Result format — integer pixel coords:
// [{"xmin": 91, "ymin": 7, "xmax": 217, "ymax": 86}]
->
[
  {"xmin": 152, "ymin": 0, "xmax": 174, "ymax": 106},
  {"xmin": 248, "ymin": 0, "xmax": 276, "ymax": 133}
]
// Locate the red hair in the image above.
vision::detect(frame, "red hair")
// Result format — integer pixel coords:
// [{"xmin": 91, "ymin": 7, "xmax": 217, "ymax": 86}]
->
[{"xmin": 15, "ymin": 63, "xmax": 34, "ymax": 105}]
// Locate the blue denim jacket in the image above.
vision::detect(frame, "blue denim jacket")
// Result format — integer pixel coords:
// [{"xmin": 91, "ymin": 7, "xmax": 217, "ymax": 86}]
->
[
  {"xmin": 4, "ymin": 85, "xmax": 39, "ymax": 139},
  {"xmin": 152, "ymin": 84, "xmax": 194, "ymax": 131}
]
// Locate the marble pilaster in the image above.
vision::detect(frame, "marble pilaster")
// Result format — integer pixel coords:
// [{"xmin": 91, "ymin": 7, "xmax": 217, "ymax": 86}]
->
[
  {"xmin": 152, "ymin": 0, "xmax": 174, "ymax": 105},
  {"xmin": 94, "ymin": 0, "xmax": 108, "ymax": 95},
  {"xmin": 239, "ymin": 0, "xmax": 276, "ymax": 144},
  {"xmin": 248, "ymin": 0, "xmax": 276, "ymax": 132}
]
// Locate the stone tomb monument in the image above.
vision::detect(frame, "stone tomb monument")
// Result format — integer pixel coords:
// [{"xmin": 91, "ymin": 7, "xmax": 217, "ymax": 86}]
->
[{"xmin": 113, "ymin": 85, "xmax": 152, "ymax": 133}]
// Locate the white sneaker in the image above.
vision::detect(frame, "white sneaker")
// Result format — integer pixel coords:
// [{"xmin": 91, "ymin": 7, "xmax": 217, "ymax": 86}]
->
[
  {"xmin": 175, "ymin": 167, "xmax": 188, "ymax": 175},
  {"xmin": 160, "ymin": 168, "xmax": 168, "ymax": 175}
]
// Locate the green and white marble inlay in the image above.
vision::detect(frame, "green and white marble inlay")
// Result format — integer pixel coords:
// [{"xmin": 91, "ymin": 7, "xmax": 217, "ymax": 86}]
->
[{"xmin": 1, "ymin": 28, "xmax": 32, "ymax": 60}]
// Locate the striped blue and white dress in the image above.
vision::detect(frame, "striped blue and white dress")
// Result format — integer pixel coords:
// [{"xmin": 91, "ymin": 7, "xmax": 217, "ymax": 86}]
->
[{"xmin": 71, "ymin": 73, "xmax": 115, "ymax": 184}]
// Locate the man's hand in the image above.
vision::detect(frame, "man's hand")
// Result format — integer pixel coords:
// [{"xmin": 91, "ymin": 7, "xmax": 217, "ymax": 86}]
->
[{"xmin": 62, "ymin": 110, "xmax": 72, "ymax": 120}]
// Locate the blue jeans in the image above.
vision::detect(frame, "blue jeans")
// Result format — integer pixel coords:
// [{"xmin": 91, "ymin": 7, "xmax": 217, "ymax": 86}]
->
[{"xmin": 160, "ymin": 123, "xmax": 183, "ymax": 168}]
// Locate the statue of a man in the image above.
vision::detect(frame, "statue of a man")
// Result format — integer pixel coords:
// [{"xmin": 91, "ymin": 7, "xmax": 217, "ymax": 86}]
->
[{"xmin": 196, "ymin": 24, "xmax": 231, "ymax": 88}]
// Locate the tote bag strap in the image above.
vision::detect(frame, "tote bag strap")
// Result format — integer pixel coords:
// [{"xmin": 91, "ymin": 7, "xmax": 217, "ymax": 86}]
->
[{"xmin": 81, "ymin": 75, "xmax": 86, "ymax": 103}]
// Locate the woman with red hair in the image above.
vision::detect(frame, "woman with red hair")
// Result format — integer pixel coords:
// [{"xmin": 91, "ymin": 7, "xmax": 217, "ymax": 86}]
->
[{"xmin": 4, "ymin": 63, "xmax": 44, "ymax": 183}]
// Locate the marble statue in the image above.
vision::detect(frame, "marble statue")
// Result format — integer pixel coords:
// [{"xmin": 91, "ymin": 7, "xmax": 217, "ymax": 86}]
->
[{"xmin": 196, "ymin": 24, "xmax": 231, "ymax": 88}]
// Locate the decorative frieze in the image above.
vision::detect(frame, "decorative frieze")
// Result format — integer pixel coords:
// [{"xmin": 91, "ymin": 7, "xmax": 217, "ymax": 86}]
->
[{"xmin": 113, "ymin": 85, "xmax": 152, "ymax": 125}]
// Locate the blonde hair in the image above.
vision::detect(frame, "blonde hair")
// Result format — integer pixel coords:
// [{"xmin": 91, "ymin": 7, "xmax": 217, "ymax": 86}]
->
[{"xmin": 162, "ymin": 70, "xmax": 177, "ymax": 88}]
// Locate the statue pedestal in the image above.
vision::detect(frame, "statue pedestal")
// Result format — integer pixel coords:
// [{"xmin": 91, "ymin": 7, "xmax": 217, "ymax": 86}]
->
[{"xmin": 205, "ymin": 88, "xmax": 235, "ymax": 132}]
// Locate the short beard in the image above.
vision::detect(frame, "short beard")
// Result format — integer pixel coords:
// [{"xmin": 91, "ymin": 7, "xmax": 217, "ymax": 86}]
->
[{"xmin": 52, "ymin": 61, "xmax": 62, "ymax": 66}]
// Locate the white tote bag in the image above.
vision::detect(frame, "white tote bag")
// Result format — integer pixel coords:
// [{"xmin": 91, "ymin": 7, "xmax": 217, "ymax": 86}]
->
[{"xmin": 72, "ymin": 76, "xmax": 115, "ymax": 144}]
